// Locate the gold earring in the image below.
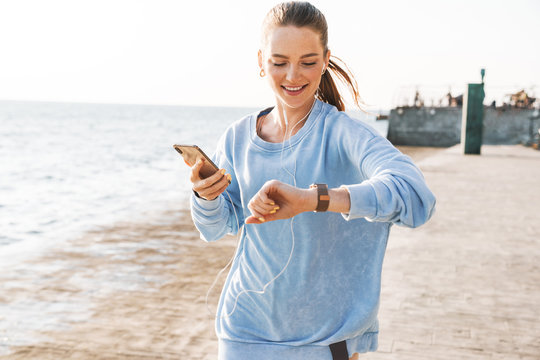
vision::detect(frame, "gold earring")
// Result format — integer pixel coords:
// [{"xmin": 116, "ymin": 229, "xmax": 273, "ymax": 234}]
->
[
  {"xmin": 260, "ymin": 69, "xmax": 265, "ymax": 77},
  {"xmin": 322, "ymin": 68, "xmax": 326, "ymax": 75}
]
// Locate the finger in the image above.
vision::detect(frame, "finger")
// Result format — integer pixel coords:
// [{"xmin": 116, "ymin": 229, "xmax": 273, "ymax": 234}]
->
[
  {"xmin": 189, "ymin": 159, "xmax": 205, "ymax": 183},
  {"xmin": 248, "ymin": 194, "xmax": 272, "ymax": 214},
  {"xmin": 246, "ymin": 212, "xmax": 280, "ymax": 224},
  {"xmin": 196, "ymin": 175, "xmax": 229, "ymax": 200},
  {"xmin": 201, "ymin": 172, "xmax": 229, "ymax": 195},
  {"xmin": 203, "ymin": 181, "xmax": 230, "ymax": 201},
  {"xmin": 246, "ymin": 204, "xmax": 266, "ymax": 223},
  {"xmin": 250, "ymin": 191, "xmax": 273, "ymax": 207},
  {"xmin": 200, "ymin": 168, "xmax": 228, "ymax": 188},
  {"xmin": 245, "ymin": 215, "xmax": 262, "ymax": 224},
  {"xmin": 193, "ymin": 166, "xmax": 223, "ymax": 189},
  {"xmin": 257, "ymin": 189, "xmax": 276, "ymax": 206},
  {"xmin": 193, "ymin": 170, "xmax": 226, "ymax": 193},
  {"xmin": 250, "ymin": 200, "xmax": 277, "ymax": 215}
]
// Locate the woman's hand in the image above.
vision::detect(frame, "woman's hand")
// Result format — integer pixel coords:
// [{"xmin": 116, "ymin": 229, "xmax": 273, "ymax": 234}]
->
[
  {"xmin": 245, "ymin": 180, "xmax": 316, "ymax": 224},
  {"xmin": 190, "ymin": 158, "xmax": 231, "ymax": 200}
]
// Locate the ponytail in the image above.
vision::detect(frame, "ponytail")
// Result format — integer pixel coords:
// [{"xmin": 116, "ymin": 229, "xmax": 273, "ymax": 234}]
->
[{"xmin": 317, "ymin": 56, "xmax": 363, "ymax": 112}]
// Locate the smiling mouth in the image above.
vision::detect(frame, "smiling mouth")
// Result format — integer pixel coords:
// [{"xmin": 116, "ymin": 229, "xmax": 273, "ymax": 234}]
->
[{"xmin": 282, "ymin": 84, "xmax": 308, "ymax": 95}]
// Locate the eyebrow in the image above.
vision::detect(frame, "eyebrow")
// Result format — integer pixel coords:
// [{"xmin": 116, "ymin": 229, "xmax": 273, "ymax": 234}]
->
[{"xmin": 271, "ymin": 53, "xmax": 320, "ymax": 59}]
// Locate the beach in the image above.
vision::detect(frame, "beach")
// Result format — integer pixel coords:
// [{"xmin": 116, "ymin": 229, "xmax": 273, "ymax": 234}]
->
[{"xmin": 1, "ymin": 145, "xmax": 539, "ymax": 359}]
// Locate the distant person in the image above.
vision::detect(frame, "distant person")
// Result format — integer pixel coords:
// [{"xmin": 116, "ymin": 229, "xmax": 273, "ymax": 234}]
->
[
  {"xmin": 446, "ymin": 92, "xmax": 453, "ymax": 107},
  {"xmin": 188, "ymin": 2, "xmax": 436, "ymax": 359},
  {"xmin": 414, "ymin": 90, "xmax": 423, "ymax": 107}
]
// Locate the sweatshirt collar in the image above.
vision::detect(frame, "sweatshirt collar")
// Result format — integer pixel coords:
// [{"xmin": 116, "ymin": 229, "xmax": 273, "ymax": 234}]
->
[{"xmin": 250, "ymin": 99, "xmax": 324, "ymax": 152}]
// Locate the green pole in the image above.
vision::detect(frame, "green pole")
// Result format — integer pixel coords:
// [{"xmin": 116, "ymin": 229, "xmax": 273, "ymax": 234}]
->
[{"xmin": 461, "ymin": 69, "xmax": 486, "ymax": 154}]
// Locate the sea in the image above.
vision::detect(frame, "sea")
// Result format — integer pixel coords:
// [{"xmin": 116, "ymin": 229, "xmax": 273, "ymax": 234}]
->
[
  {"xmin": 0, "ymin": 101, "xmax": 249, "ymax": 262},
  {"xmin": 0, "ymin": 100, "xmax": 387, "ymax": 263},
  {"xmin": 0, "ymin": 100, "xmax": 387, "ymax": 352}
]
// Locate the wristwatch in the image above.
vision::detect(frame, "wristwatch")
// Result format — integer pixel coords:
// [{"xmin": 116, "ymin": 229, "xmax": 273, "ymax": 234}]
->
[{"xmin": 310, "ymin": 183, "xmax": 330, "ymax": 212}]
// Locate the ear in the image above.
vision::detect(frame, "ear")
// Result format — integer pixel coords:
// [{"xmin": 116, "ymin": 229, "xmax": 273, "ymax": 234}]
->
[
  {"xmin": 324, "ymin": 49, "xmax": 331, "ymax": 69},
  {"xmin": 258, "ymin": 49, "xmax": 263, "ymax": 69}
]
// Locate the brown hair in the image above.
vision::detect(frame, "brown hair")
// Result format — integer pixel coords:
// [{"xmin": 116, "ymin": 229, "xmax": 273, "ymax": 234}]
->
[{"xmin": 261, "ymin": 1, "xmax": 363, "ymax": 111}]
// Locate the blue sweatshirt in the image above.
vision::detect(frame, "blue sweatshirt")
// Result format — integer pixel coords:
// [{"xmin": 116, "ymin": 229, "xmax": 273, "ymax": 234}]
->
[{"xmin": 190, "ymin": 100, "xmax": 436, "ymax": 359}]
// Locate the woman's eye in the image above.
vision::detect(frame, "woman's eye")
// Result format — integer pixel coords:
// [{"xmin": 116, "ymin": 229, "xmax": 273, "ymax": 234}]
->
[
  {"xmin": 273, "ymin": 63, "xmax": 286, "ymax": 67},
  {"xmin": 303, "ymin": 62, "xmax": 316, "ymax": 66}
]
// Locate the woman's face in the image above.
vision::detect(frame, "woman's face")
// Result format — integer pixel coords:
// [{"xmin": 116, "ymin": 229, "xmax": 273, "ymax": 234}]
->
[{"xmin": 259, "ymin": 25, "xmax": 330, "ymax": 111}]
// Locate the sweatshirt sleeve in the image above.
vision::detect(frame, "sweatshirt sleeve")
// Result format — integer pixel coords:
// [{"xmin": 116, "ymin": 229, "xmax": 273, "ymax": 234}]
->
[
  {"xmin": 340, "ymin": 133, "xmax": 436, "ymax": 228},
  {"xmin": 190, "ymin": 136, "xmax": 245, "ymax": 242},
  {"xmin": 190, "ymin": 189, "xmax": 243, "ymax": 242}
]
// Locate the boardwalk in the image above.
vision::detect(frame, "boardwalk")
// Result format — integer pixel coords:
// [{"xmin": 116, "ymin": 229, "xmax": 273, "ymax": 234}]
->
[
  {"xmin": 371, "ymin": 145, "xmax": 540, "ymax": 360},
  {"xmin": 1, "ymin": 145, "xmax": 539, "ymax": 359}
]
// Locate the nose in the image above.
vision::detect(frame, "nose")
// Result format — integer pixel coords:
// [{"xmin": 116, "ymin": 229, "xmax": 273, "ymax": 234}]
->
[{"xmin": 285, "ymin": 64, "xmax": 300, "ymax": 82}]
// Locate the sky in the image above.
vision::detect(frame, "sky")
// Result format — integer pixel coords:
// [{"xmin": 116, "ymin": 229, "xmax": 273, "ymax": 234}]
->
[{"xmin": 0, "ymin": 0, "xmax": 539, "ymax": 110}]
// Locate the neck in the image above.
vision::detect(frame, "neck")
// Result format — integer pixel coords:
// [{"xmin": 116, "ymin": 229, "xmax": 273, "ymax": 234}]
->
[{"xmin": 273, "ymin": 98, "xmax": 316, "ymax": 135}]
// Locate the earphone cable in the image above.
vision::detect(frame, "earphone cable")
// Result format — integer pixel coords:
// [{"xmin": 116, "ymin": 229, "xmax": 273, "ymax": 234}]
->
[{"xmin": 206, "ymin": 98, "xmax": 316, "ymax": 318}]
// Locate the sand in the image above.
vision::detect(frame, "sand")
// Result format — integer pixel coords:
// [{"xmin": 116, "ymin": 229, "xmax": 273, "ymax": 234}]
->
[
  {"xmin": 0, "ymin": 209, "xmax": 235, "ymax": 360},
  {"xmin": 2, "ymin": 145, "xmax": 539, "ymax": 359}
]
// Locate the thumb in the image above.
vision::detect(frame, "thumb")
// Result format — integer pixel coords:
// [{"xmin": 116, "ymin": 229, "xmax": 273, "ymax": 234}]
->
[{"xmin": 190, "ymin": 158, "xmax": 205, "ymax": 182}]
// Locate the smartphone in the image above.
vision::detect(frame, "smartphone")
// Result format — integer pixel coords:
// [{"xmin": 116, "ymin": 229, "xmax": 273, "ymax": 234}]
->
[{"xmin": 173, "ymin": 144, "xmax": 228, "ymax": 181}]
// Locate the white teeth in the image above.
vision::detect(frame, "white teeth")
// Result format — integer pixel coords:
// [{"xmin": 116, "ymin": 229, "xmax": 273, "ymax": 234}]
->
[{"xmin": 284, "ymin": 86, "xmax": 303, "ymax": 91}]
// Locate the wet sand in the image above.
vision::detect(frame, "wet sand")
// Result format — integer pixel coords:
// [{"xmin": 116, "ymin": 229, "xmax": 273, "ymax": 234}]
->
[
  {"xmin": 2, "ymin": 145, "xmax": 539, "ymax": 359},
  {"xmin": 0, "ymin": 209, "xmax": 234, "ymax": 360}
]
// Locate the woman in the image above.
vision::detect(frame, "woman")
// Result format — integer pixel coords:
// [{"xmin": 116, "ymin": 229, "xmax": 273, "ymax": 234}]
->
[{"xmin": 189, "ymin": 2, "xmax": 435, "ymax": 359}]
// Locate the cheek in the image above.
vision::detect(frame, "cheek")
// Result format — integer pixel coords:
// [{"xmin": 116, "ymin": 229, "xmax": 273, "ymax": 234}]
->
[
  {"xmin": 268, "ymin": 66, "xmax": 283, "ymax": 76},
  {"xmin": 267, "ymin": 68, "xmax": 285, "ymax": 84},
  {"xmin": 306, "ymin": 67, "xmax": 323, "ymax": 81}
]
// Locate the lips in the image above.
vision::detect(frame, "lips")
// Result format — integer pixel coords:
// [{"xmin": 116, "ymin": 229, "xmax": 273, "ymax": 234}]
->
[{"xmin": 282, "ymin": 84, "xmax": 308, "ymax": 96}]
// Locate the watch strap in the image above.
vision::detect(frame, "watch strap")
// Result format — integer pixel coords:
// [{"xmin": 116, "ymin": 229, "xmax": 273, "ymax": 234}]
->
[{"xmin": 310, "ymin": 183, "xmax": 329, "ymax": 212}]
